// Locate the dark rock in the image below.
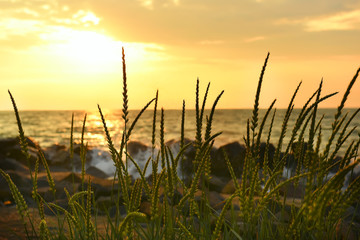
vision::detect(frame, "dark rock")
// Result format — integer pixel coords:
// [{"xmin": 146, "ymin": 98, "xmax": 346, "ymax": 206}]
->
[
  {"xmin": 258, "ymin": 142, "xmax": 275, "ymax": 169},
  {"xmin": 0, "ymin": 137, "xmax": 39, "ymax": 168},
  {"xmin": 139, "ymin": 201, "xmax": 152, "ymax": 217},
  {"xmin": 43, "ymin": 199, "xmax": 69, "ymax": 216},
  {"xmin": 171, "ymin": 138, "xmax": 197, "ymax": 181},
  {"xmin": 348, "ymin": 168, "xmax": 360, "ymax": 186},
  {"xmin": 283, "ymin": 153, "xmax": 296, "ymax": 171},
  {"xmin": 0, "ymin": 170, "xmax": 32, "ymax": 202},
  {"xmin": 194, "ymin": 190, "xmax": 225, "ymax": 210},
  {"xmin": 274, "ymin": 210, "xmax": 291, "ymax": 223},
  {"xmin": 44, "ymin": 144, "xmax": 91, "ymax": 171},
  {"xmin": 336, "ymin": 220, "xmax": 360, "ymax": 240},
  {"xmin": 96, "ymin": 196, "xmax": 113, "ymax": 209},
  {"xmin": 278, "ymin": 181, "xmax": 306, "ymax": 199},
  {"xmin": 127, "ymin": 141, "xmax": 149, "ymax": 156},
  {"xmin": 108, "ymin": 205, "xmax": 127, "ymax": 218},
  {"xmin": 212, "ymin": 142, "xmax": 246, "ymax": 179},
  {"xmin": 329, "ymin": 156, "xmax": 343, "ymax": 174},
  {"xmin": 222, "ymin": 179, "xmax": 241, "ymax": 194},
  {"xmin": 86, "ymin": 166, "xmax": 108, "ymax": 179},
  {"xmin": 159, "ymin": 189, "xmax": 183, "ymax": 206},
  {"xmin": 222, "ymin": 178, "xmax": 261, "ymax": 195},
  {"xmin": 344, "ymin": 205, "xmax": 360, "ymax": 224},
  {"xmin": 202, "ymin": 176, "xmax": 228, "ymax": 193},
  {"xmin": 0, "ymin": 157, "xmax": 29, "ymax": 172}
]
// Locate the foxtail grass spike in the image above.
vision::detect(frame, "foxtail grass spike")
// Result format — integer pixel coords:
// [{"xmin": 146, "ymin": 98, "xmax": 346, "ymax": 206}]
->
[
  {"xmin": 335, "ymin": 67, "xmax": 360, "ymax": 121},
  {"xmin": 200, "ymin": 82, "xmax": 210, "ymax": 133},
  {"xmin": 126, "ymin": 98, "xmax": 155, "ymax": 141},
  {"xmin": 205, "ymin": 90, "xmax": 224, "ymax": 141},
  {"xmin": 195, "ymin": 78, "xmax": 201, "ymax": 149},
  {"xmin": 8, "ymin": 90, "xmax": 30, "ymax": 160},
  {"xmin": 251, "ymin": 52, "xmax": 270, "ymax": 146},
  {"xmin": 152, "ymin": 90, "xmax": 159, "ymax": 152},
  {"xmin": 256, "ymin": 99, "xmax": 276, "ymax": 150},
  {"xmin": 308, "ymin": 80, "xmax": 322, "ymax": 151},
  {"xmin": 122, "ymin": 47, "xmax": 129, "ymax": 125},
  {"xmin": 181, "ymin": 100, "xmax": 185, "ymax": 149}
]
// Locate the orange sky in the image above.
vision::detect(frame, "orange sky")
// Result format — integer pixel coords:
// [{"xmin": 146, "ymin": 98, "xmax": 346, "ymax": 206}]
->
[{"xmin": 0, "ymin": 0, "xmax": 360, "ymax": 110}]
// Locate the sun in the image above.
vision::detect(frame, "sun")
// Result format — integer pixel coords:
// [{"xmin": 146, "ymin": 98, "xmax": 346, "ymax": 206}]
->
[{"xmin": 40, "ymin": 28, "xmax": 146, "ymax": 73}]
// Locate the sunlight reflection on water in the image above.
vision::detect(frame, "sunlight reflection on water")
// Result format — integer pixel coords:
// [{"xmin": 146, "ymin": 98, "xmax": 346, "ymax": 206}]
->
[{"xmin": 0, "ymin": 109, "xmax": 358, "ymax": 157}]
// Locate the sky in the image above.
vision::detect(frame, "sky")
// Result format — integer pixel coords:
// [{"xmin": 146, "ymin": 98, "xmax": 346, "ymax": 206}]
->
[{"xmin": 0, "ymin": 0, "xmax": 360, "ymax": 110}]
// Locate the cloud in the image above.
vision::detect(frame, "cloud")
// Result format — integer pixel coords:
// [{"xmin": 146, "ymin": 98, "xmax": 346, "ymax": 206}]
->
[
  {"xmin": 244, "ymin": 36, "xmax": 266, "ymax": 43},
  {"xmin": 275, "ymin": 9, "xmax": 360, "ymax": 32},
  {"xmin": 137, "ymin": 0, "xmax": 180, "ymax": 9},
  {"xmin": 305, "ymin": 9, "xmax": 360, "ymax": 31}
]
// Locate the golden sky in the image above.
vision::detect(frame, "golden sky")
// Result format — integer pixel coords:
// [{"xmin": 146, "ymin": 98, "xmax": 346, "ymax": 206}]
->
[{"xmin": 1, "ymin": 0, "xmax": 360, "ymax": 110}]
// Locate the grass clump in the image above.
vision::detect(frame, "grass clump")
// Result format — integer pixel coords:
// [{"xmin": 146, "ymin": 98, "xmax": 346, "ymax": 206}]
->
[{"xmin": 2, "ymin": 51, "xmax": 360, "ymax": 239}]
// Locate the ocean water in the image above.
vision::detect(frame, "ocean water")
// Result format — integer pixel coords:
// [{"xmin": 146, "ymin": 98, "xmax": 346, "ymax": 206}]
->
[
  {"xmin": 0, "ymin": 108, "xmax": 359, "ymax": 156},
  {"xmin": 1, "ymin": 108, "xmax": 359, "ymax": 178}
]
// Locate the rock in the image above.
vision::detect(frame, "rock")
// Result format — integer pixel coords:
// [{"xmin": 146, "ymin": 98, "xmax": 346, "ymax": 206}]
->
[
  {"xmin": 194, "ymin": 190, "xmax": 225, "ymax": 210},
  {"xmin": 221, "ymin": 179, "xmax": 242, "ymax": 194},
  {"xmin": 336, "ymin": 220, "xmax": 360, "ymax": 240},
  {"xmin": 159, "ymin": 189, "xmax": 183, "ymax": 206},
  {"xmin": 77, "ymin": 174, "xmax": 119, "ymax": 200},
  {"xmin": 170, "ymin": 138, "xmax": 197, "ymax": 181},
  {"xmin": 0, "ymin": 170, "xmax": 32, "ymax": 202},
  {"xmin": 44, "ymin": 143, "xmax": 91, "ymax": 171},
  {"xmin": 345, "ymin": 163, "xmax": 360, "ymax": 186},
  {"xmin": 258, "ymin": 142, "xmax": 275, "ymax": 169},
  {"xmin": 127, "ymin": 141, "xmax": 152, "ymax": 178},
  {"xmin": 222, "ymin": 179, "xmax": 241, "ymax": 194},
  {"xmin": 222, "ymin": 178, "xmax": 261, "ymax": 195},
  {"xmin": 108, "ymin": 205, "xmax": 127, "ymax": 218},
  {"xmin": 329, "ymin": 156, "xmax": 343, "ymax": 174},
  {"xmin": 139, "ymin": 201, "xmax": 152, "ymax": 217},
  {"xmin": 274, "ymin": 210, "xmax": 291, "ymax": 223},
  {"xmin": 344, "ymin": 205, "xmax": 360, "ymax": 224},
  {"xmin": 0, "ymin": 137, "xmax": 39, "ymax": 168},
  {"xmin": 86, "ymin": 166, "xmax": 108, "ymax": 179},
  {"xmin": 0, "ymin": 157, "xmax": 29, "ymax": 173},
  {"xmin": 212, "ymin": 142, "xmax": 246, "ymax": 179},
  {"xmin": 278, "ymin": 181, "xmax": 306, "ymax": 199},
  {"xmin": 203, "ymin": 176, "xmax": 228, "ymax": 193},
  {"xmin": 96, "ymin": 196, "xmax": 113, "ymax": 209},
  {"xmin": 128, "ymin": 141, "xmax": 149, "ymax": 156}
]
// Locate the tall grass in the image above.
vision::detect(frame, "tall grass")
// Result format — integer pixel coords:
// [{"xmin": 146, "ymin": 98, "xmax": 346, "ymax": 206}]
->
[{"xmin": 2, "ymin": 52, "xmax": 360, "ymax": 239}]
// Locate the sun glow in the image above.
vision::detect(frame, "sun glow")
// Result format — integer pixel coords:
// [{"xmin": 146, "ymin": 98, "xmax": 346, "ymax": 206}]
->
[
  {"xmin": 39, "ymin": 29, "xmax": 122, "ymax": 71},
  {"xmin": 37, "ymin": 28, "xmax": 163, "ymax": 74}
]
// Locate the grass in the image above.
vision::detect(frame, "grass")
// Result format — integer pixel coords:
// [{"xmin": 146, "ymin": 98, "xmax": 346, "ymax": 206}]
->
[{"xmin": 2, "ymin": 49, "xmax": 360, "ymax": 239}]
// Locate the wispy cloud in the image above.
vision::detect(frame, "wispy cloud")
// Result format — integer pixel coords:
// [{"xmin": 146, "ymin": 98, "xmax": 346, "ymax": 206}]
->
[
  {"xmin": 276, "ymin": 9, "xmax": 360, "ymax": 32},
  {"xmin": 305, "ymin": 9, "xmax": 360, "ymax": 31},
  {"xmin": 137, "ymin": 0, "xmax": 180, "ymax": 10},
  {"xmin": 244, "ymin": 36, "xmax": 266, "ymax": 43}
]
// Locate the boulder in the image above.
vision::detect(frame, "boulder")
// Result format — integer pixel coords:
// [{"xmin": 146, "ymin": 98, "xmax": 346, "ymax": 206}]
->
[
  {"xmin": 194, "ymin": 190, "xmax": 225, "ymax": 211},
  {"xmin": 202, "ymin": 175, "xmax": 228, "ymax": 193},
  {"xmin": 278, "ymin": 181, "xmax": 306, "ymax": 199},
  {"xmin": 222, "ymin": 178, "xmax": 261, "ymax": 195},
  {"xmin": 127, "ymin": 141, "xmax": 152, "ymax": 178},
  {"xmin": 0, "ymin": 157, "xmax": 29, "ymax": 173},
  {"xmin": 212, "ymin": 142, "xmax": 246, "ymax": 179},
  {"xmin": 258, "ymin": 142, "xmax": 275, "ymax": 169},
  {"xmin": 44, "ymin": 143, "xmax": 91, "ymax": 171},
  {"xmin": 0, "ymin": 170, "xmax": 32, "ymax": 202},
  {"xmin": 86, "ymin": 166, "xmax": 108, "ymax": 179},
  {"xmin": 0, "ymin": 137, "xmax": 39, "ymax": 168}
]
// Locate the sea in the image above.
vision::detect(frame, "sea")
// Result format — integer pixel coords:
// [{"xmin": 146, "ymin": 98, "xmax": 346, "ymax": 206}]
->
[
  {"xmin": 1, "ymin": 108, "xmax": 359, "ymax": 178},
  {"xmin": 1, "ymin": 108, "xmax": 359, "ymax": 156}
]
